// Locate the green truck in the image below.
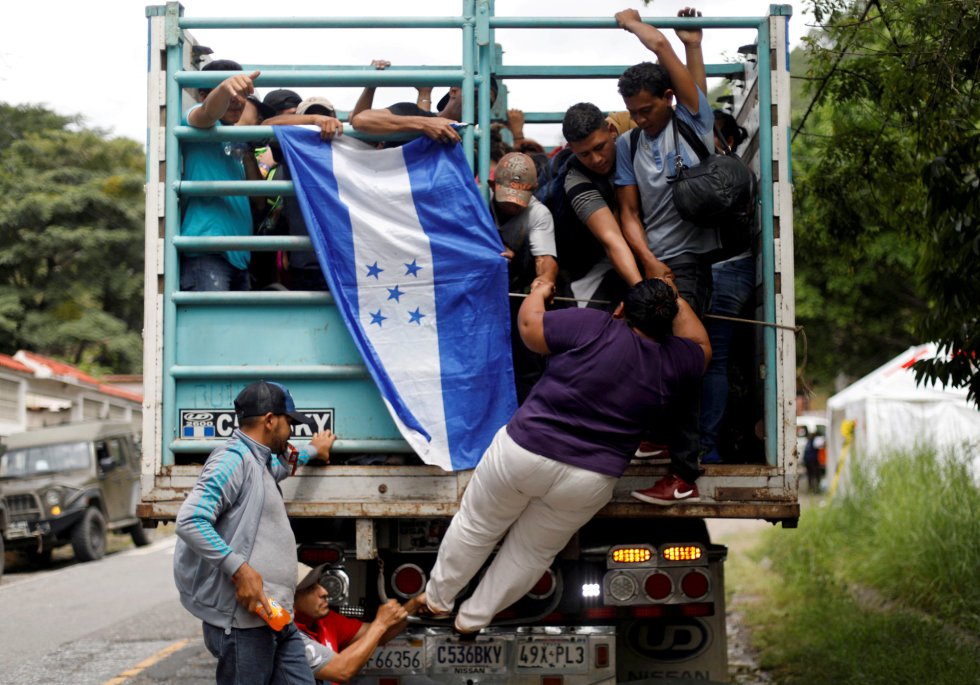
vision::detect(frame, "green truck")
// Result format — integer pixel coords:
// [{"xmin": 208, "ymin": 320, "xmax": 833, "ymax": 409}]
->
[{"xmin": 139, "ymin": 3, "xmax": 798, "ymax": 682}]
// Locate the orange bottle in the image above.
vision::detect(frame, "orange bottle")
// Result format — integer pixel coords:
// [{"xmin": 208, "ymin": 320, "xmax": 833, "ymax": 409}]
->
[{"xmin": 255, "ymin": 596, "xmax": 291, "ymax": 631}]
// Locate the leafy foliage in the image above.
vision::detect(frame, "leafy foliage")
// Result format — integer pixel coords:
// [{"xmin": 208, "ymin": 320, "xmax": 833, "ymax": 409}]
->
[
  {"xmin": 0, "ymin": 103, "xmax": 145, "ymax": 374},
  {"xmin": 731, "ymin": 448, "xmax": 980, "ymax": 684},
  {"xmin": 794, "ymin": 0, "xmax": 980, "ymax": 405}
]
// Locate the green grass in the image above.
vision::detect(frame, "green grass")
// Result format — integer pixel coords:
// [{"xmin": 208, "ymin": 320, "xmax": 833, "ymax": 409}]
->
[{"xmin": 735, "ymin": 447, "xmax": 980, "ymax": 684}]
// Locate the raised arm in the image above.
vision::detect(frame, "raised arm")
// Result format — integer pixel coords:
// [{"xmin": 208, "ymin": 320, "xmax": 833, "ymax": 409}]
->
[
  {"xmin": 675, "ymin": 7, "xmax": 707, "ymax": 93},
  {"xmin": 518, "ymin": 278, "xmax": 555, "ymax": 355},
  {"xmin": 615, "ymin": 8, "xmax": 701, "ymax": 114},
  {"xmin": 351, "ymin": 108, "xmax": 461, "ymax": 144},
  {"xmin": 188, "ymin": 71, "xmax": 261, "ymax": 129},
  {"xmin": 350, "ymin": 59, "xmax": 392, "ymax": 121},
  {"xmin": 262, "ymin": 113, "xmax": 344, "ymax": 140}
]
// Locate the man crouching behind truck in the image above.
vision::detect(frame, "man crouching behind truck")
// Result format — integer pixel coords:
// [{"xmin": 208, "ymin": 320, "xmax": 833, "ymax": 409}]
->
[{"xmin": 173, "ymin": 381, "xmax": 336, "ymax": 685}]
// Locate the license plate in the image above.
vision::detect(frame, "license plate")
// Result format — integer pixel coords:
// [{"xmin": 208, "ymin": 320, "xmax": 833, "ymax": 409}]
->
[
  {"xmin": 362, "ymin": 638, "xmax": 425, "ymax": 674},
  {"xmin": 6, "ymin": 520, "xmax": 31, "ymax": 539},
  {"xmin": 430, "ymin": 635, "xmax": 508, "ymax": 675},
  {"xmin": 515, "ymin": 636, "xmax": 589, "ymax": 673}
]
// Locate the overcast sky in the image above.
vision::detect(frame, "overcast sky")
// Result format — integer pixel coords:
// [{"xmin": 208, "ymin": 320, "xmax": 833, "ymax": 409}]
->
[{"xmin": 1, "ymin": 1, "xmax": 812, "ymax": 146}]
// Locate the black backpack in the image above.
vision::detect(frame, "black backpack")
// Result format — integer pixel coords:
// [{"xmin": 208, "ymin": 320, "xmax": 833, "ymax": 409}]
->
[
  {"xmin": 532, "ymin": 148, "xmax": 574, "ymax": 208},
  {"xmin": 629, "ymin": 120, "xmax": 757, "ymax": 262}
]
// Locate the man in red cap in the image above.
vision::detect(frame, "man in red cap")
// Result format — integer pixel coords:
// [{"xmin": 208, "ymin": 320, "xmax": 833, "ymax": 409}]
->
[{"xmin": 292, "ymin": 562, "xmax": 413, "ymax": 683}]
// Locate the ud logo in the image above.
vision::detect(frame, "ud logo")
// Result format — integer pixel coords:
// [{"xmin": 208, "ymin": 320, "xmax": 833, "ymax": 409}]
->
[{"xmin": 625, "ymin": 618, "xmax": 709, "ymax": 661}]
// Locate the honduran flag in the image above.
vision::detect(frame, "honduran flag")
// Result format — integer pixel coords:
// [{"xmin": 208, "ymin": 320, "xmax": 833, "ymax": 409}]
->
[{"xmin": 274, "ymin": 130, "xmax": 517, "ymax": 471}]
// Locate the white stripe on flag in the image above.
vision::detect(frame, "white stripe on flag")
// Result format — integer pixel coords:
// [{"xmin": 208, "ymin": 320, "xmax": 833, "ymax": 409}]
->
[{"xmin": 331, "ymin": 139, "xmax": 450, "ymax": 466}]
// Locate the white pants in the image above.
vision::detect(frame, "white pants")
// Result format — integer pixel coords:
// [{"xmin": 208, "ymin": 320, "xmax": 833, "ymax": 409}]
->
[{"xmin": 426, "ymin": 426, "xmax": 617, "ymax": 632}]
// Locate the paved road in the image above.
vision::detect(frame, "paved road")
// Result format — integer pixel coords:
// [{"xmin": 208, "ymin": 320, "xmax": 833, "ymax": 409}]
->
[
  {"xmin": 0, "ymin": 536, "xmax": 211, "ymax": 685},
  {"xmin": 0, "ymin": 519, "xmax": 777, "ymax": 685}
]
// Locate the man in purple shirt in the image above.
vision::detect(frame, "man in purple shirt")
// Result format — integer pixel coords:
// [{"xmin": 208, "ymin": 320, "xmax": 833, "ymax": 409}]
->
[{"xmin": 413, "ymin": 275, "xmax": 710, "ymax": 637}]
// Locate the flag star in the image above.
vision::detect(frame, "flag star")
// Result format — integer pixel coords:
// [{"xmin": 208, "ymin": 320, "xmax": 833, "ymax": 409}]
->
[
  {"xmin": 387, "ymin": 285, "xmax": 404, "ymax": 302},
  {"xmin": 366, "ymin": 261, "xmax": 384, "ymax": 279},
  {"xmin": 404, "ymin": 259, "xmax": 423, "ymax": 277},
  {"xmin": 369, "ymin": 310, "xmax": 387, "ymax": 327},
  {"xmin": 408, "ymin": 307, "xmax": 425, "ymax": 325}
]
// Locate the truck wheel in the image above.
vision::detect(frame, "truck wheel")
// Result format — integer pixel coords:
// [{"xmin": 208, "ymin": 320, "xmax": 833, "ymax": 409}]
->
[
  {"xmin": 71, "ymin": 508, "xmax": 107, "ymax": 562},
  {"xmin": 128, "ymin": 523, "xmax": 152, "ymax": 547}
]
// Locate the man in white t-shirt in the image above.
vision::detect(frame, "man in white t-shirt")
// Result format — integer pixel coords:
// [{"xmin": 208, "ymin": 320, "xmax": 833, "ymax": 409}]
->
[{"xmin": 489, "ymin": 152, "xmax": 559, "ymax": 403}]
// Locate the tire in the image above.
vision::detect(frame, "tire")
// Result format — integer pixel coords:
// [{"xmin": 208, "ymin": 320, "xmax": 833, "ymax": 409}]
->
[
  {"xmin": 26, "ymin": 546, "xmax": 53, "ymax": 567},
  {"xmin": 128, "ymin": 523, "xmax": 152, "ymax": 547},
  {"xmin": 71, "ymin": 508, "xmax": 107, "ymax": 562}
]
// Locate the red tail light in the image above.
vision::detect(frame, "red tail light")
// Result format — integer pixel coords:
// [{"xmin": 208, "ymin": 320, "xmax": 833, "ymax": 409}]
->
[
  {"xmin": 299, "ymin": 545, "xmax": 342, "ymax": 564},
  {"xmin": 631, "ymin": 605, "xmax": 665, "ymax": 618},
  {"xmin": 595, "ymin": 643, "xmax": 610, "ymax": 668},
  {"xmin": 585, "ymin": 606, "xmax": 616, "ymax": 620},
  {"xmin": 379, "ymin": 678, "xmax": 400, "ymax": 685},
  {"xmin": 541, "ymin": 677, "xmax": 563, "ymax": 685},
  {"xmin": 527, "ymin": 569, "xmax": 556, "ymax": 600},
  {"xmin": 391, "ymin": 564, "xmax": 425, "ymax": 598},
  {"xmin": 680, "ymin": 602, "xmax": 713, "ymax": 617},
  {"xmin": 680, "ymin": 570, "xmax": 709, "ymax": 599},
  {"xmin": 644, "ymin": 571, "xmax": 672, "ymax": 600}
]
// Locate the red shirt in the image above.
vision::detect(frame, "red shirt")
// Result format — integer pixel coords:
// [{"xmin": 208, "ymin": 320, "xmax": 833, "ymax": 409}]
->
[{"xmin": 296, "ymin": 611, "xmax": 363, "ymax": 653}]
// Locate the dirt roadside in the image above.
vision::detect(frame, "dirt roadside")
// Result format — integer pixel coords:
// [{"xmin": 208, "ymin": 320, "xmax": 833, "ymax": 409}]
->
[{"xmin": 706, "ymin": 518, "xmax": 776, "ymax": 685}]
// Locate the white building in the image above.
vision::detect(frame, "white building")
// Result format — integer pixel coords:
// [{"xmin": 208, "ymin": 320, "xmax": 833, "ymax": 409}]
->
[{"xmin": 0, "ymin": 351, "xmax": 143, "ymax": 440}]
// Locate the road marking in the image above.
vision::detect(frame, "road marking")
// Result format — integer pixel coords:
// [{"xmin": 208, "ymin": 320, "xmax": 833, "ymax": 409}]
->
[
  {"xmin": 102, "ymin": 637, "xmax": 192, "ymax": 685},
  {"xmin": 121, "ymin": 535, "xmax": 177, "ymax": 556}
]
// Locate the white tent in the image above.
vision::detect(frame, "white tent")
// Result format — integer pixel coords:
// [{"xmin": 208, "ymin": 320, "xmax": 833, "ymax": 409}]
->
[{"xmin": 825, "ymin": 343, "xmax": 980, "ymax": 492}]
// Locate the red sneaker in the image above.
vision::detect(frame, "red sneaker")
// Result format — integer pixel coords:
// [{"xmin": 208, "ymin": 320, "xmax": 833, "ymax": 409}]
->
[
  {"xmin": 634, "ymin": 441, "xmax": 670, "ymax": 461},
  {"xmin": 631, "ymin": 474, "xmax": 700, "ymax": 505}
]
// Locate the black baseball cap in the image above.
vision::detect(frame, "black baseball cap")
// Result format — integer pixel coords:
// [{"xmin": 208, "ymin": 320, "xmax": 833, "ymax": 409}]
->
[
  {"xmin": 234, "ymin": 381, "xmax": 314, "ymax": 429},
  {"xmin": 263, "ymin": 89, "xmax": 303, "ymax": 113},
  {"xmin": 247, "ymin": 95, "xmax": 276, "ymax": 120}
]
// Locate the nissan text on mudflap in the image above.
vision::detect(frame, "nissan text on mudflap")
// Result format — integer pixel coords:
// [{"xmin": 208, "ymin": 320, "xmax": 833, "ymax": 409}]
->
[{"xmin": 141, "ymin": 3, "xmax": 796, "ymax": 682}]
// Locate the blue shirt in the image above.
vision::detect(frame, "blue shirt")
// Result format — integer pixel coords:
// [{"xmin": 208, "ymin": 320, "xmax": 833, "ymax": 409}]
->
[
  {"xmin": 181, "ymin": 106, "xmax": 252, "ymax": 270},
  {"xmin": 614, "ymin": 89, "xmax": 720, "ymax": 261}
]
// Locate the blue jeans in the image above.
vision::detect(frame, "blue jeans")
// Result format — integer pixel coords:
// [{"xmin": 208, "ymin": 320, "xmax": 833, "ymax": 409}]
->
[
  {"xmin": 202, "ymin": 622, "xmax": 315, "ymax": 685},
  {"xmin": 181, "ymin": 254, "xmax": 251, "ymax": 291},
  {"xmin": 699, "ymin": 256, "xmax": 755, "ymax": 456}
]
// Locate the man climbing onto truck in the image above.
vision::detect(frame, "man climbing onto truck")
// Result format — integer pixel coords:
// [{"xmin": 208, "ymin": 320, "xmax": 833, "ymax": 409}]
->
[{"xmin": 414, "ymin": 275, "xmax": 710, "ymax": 637}]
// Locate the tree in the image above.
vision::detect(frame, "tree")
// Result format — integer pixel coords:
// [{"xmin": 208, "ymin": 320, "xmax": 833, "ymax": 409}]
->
[
  {"xmin": 0, "ymin": 103, "xmax": 145, "ymax": 374},
  {"xmin": 794, "ymin": 0, "xmax": 980, "ymax": 405}
]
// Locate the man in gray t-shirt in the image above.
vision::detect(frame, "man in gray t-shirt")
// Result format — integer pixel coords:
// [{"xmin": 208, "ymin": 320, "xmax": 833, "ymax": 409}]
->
[
  {"xmin": 611, "ymin": 8, "xmax": 717, "ymax": 497},
  {"xmin": 613, "ymin": 9, "xmax": 718, "ymax": 318},
  {"xmin": 174, "ymin": 381, "xmax": 336, "ymax": 685}
]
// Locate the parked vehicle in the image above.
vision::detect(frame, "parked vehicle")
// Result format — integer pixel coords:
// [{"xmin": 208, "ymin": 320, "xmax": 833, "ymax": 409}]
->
[
  {"xmin": 0, "ymin": 422, "xmax": 150, "ymax": 564},
  {"xmin": 140, "ymin": 4, "xmax": 797, "ymax": 682}
]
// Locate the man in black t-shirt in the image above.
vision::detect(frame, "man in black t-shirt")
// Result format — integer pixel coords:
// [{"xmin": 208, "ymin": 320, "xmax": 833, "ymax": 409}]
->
[{"xmin": 555, "ymin": 103, "xmax": 647, "ymax": 310}]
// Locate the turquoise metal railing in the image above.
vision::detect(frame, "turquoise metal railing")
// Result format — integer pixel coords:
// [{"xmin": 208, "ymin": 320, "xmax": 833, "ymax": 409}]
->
[{"xmin": 152, "ymin": 1, "xmax": 789, "ymax": 467}]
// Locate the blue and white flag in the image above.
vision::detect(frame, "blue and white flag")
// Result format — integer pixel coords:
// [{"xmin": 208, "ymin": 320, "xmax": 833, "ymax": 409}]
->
[{"xmin": 274, "ymin": 130, "xmax": 517, "ymax": 471}]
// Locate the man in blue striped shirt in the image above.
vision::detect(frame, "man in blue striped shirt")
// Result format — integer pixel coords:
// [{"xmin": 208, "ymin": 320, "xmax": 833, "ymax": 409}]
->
[{"xmin": 174, "ymin": 381, "xmax": 335, "ymax": 685}]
